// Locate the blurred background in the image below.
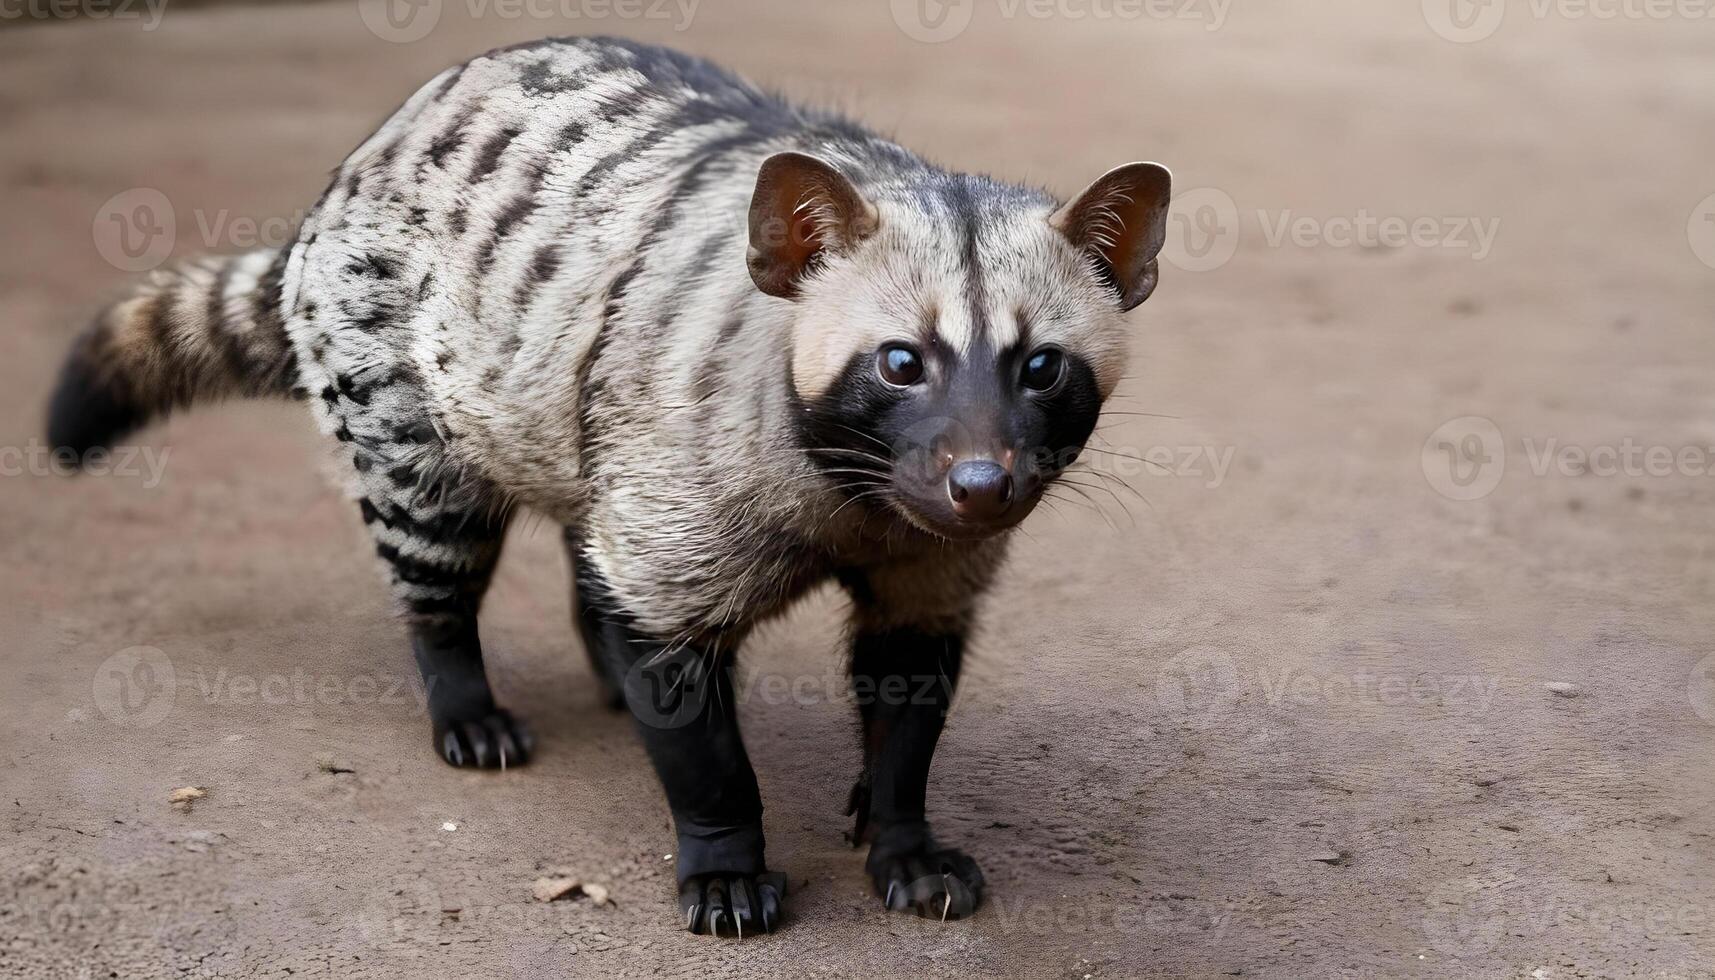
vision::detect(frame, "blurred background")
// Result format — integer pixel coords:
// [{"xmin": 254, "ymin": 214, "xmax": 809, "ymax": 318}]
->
[{"xmin": 2, "ymin": 1, "xmax": 1713, "ymax": 976}]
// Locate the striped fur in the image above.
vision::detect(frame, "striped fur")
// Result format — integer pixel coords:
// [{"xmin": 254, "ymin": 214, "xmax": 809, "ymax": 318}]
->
[
  {"xmin": 47, "ymin": 248, "xmax": 299, "ymax": 454},
  {"xmin": 52, "ymin": 34, "xmax": 1167, "ymax": 645}
]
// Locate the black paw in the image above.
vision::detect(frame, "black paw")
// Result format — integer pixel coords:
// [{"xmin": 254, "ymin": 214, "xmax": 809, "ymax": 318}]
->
[
  {"xmin": 433, "ymin": 709, "xmax": 534, "ymax": 769},
  {"xmin": 870, "ymin": 848, "xmax": 984, "ymax": 921},
  {"xmin": 679, "ymin": 871, "xmax": 786, "ymax": 937}
]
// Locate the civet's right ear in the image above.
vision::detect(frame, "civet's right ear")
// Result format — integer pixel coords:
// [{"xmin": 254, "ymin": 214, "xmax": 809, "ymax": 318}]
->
[
  {"xmin": 747, "ymin": 152, "xmax": 879, "ymax": 299},
  {"xmin": 1051, "ymin": 162, "xmax": 1172, "ymax": 311}
]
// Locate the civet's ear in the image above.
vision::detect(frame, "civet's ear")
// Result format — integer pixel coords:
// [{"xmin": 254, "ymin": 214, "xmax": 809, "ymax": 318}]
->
[
  {"xmin": 747, "ymin": 151, "xmax": 879, "ymax": 298},
  {"xmin": 1051, "ymin": 162, "xmax": 1172, "ymax": 311}
]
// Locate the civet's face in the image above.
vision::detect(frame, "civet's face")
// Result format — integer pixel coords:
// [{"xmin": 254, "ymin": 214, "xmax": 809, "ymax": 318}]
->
[{"xmin": 748, "ymin": 153, "xmax": 1171, "ymax": 540}]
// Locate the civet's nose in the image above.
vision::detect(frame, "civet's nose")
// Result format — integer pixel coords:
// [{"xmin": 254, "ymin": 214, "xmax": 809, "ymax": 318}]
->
[{"xmin": 947, "ymin": 460, "xmax": 1014, "ymax": 521}]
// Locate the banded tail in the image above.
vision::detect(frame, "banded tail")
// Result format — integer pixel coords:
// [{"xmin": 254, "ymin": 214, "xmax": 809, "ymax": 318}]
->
[{"xmin": 46, "ymin": 248, "xmax": 300, "ymax": 458}]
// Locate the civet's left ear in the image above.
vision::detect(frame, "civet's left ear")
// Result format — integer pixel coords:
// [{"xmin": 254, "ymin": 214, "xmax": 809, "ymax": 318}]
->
[
  {"xmin": 1051, "ymin": 162, "xmax": 1172, "ymax": 311},
  {"xmin": 747, "ymin": 151, "xmax": 880, "ymax": 299}
]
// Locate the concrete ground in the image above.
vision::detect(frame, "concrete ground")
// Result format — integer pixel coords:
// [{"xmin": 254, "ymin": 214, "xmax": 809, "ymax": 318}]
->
[{"xmin": 2, "ymin": 0, "xmax": 1713, "ymax": 976}]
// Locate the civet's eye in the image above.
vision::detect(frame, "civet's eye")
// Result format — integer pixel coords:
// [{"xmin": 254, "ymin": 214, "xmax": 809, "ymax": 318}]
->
[
  {"xmin": 878, "ymin": 344, "xmax": 924, "ymax": 387},
  {"xmin": 1021, "ymin": 347, "xmax": 1065, "ymax": 392}
]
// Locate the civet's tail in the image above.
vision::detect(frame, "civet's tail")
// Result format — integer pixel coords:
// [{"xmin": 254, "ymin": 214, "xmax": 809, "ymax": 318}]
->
[{"xmin": 46, "ymin": 248, "xmax": 299, "ymax": 459}]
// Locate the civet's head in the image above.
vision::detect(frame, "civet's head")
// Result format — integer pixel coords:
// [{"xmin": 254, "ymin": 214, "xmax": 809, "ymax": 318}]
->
[{"xmin": 749, "ymin": 151, "xmax": 1170, "ymax": 541}]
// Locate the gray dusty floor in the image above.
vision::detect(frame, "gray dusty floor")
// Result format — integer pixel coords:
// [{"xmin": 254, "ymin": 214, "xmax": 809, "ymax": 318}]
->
[{"xmin": 2, "ymin": 1, "xmax": 1714, "ymax": 977}]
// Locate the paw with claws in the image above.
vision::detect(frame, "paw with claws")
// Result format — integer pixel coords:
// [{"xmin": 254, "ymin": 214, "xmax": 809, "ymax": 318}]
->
[
  {"xmin": 679, "ymin": 871, "xmax": 786, "ymax": 937},
  {"xmin": 868, "ymin": 846, "xmax": 984, "ymax": 921},
  {"xmin": 432, "ymin": 709, "xmax": 533, "ymax": 769}
]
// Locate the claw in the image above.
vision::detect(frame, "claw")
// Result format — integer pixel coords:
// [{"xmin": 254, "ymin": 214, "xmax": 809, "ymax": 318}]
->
[
  {"xmin": 685, "ymin": 903, "xmax": 700, "ymax": 932},
  {"xmin": 711, "ymin": 908, "xmax": 728, "ymax": 937},
  {"xmin": 736, "ymin": 913, "xmax": 743, "ymax": 942},
  {"xmin": 941, "ymin": 874, "xmax": 951, "ymax": 922},
  {"xmin": 885, "ymin": 880, "xmax": 897, "ymax": 909}
]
